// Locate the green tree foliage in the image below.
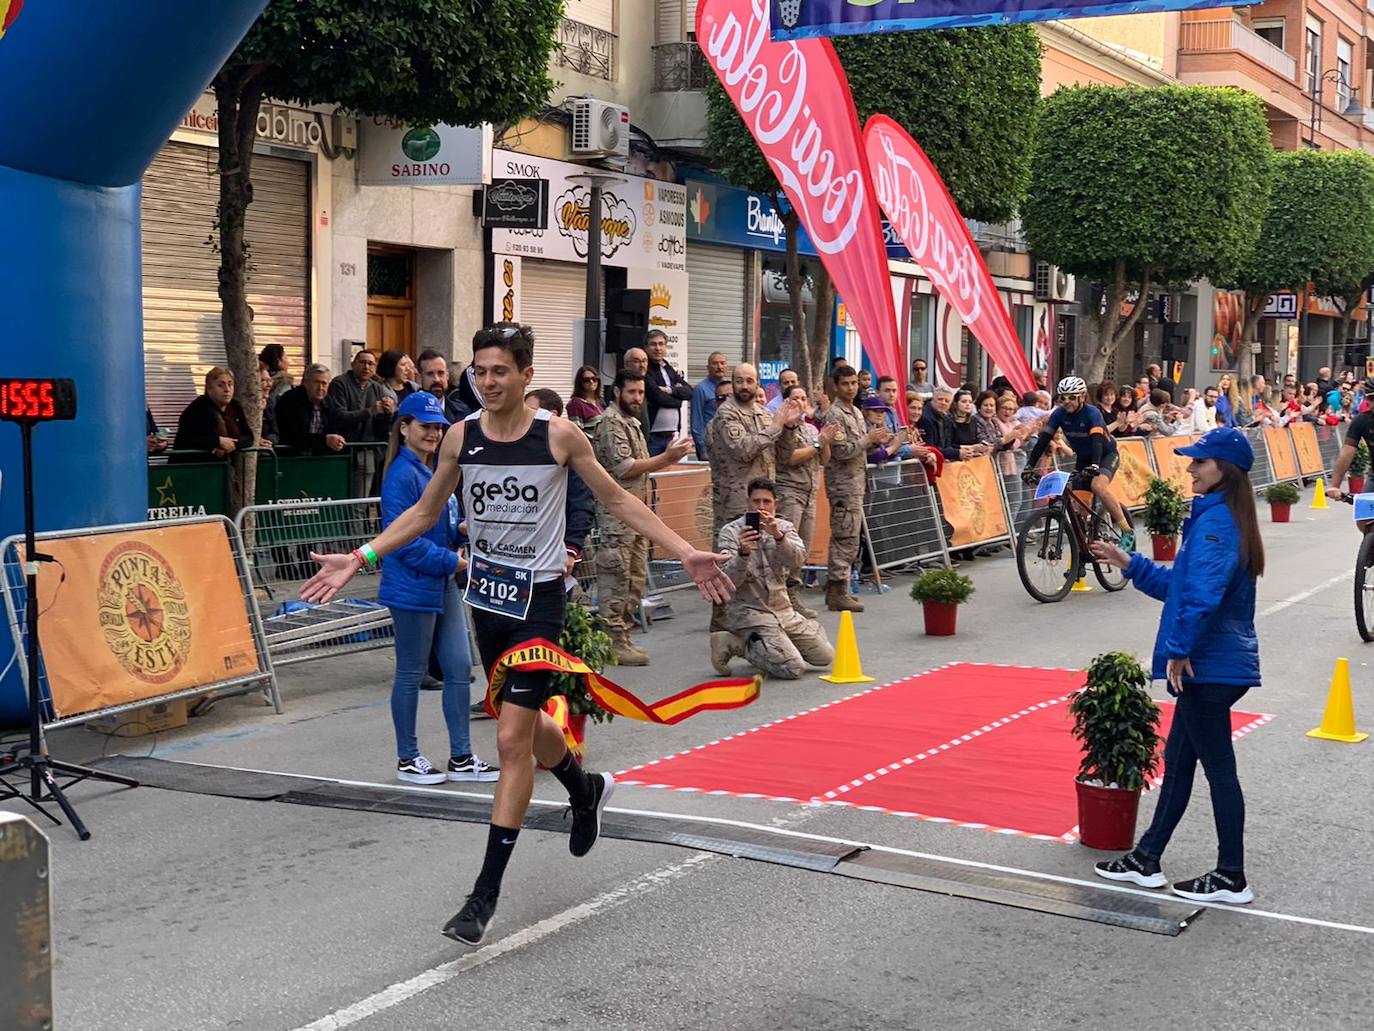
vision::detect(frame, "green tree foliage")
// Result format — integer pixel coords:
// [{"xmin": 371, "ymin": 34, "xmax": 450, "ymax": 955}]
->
[
  {"xmin": 211, "ymin": 0, "xmax": 561, "ymax": 506},
  {"xmin": 1228, "ymin": 150, "xmax": 1374, "ymax": 378},
  {"xmin": 1024, "ymin": 86, "xmax": 1273, "ymax": 383},
  {"xmin": 706, "ymin": 26, "xmax": 1041, "ymax": 387}
]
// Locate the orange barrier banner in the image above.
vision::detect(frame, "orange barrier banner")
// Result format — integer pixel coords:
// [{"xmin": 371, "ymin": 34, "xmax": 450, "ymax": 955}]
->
[
  {"xmin": 1264, "ymin": 427, "xmax": 1299, "ymax": 482},
  {"xmin": 935, "ymin": 455, "xmax": 1009, "ymax": 547},
  {"xmin": 36, "ymin": 523, "xmax": 259, "ymax": 718},
  {"xmin": 1289, "ymin": 423, "xmax": 1324, "ymax": 477},
  {"xmin": 1108, "ymin": 438, "xmax": 1155, "ymax": 509},
  {"xmin": 807, "ymin": 473, "xmax": 831, "ymax": 567},
  {"xmin": 1148, "ymin": 435, "xmax": 1201, "ymax": 498},
  {"xmin": 650, "ymin": 466, "xmax": 713, "ymax": 550}
]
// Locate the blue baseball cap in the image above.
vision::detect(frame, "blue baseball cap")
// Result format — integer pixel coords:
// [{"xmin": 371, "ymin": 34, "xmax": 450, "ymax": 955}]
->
[
  {"xmin": 1176, "ymin": 427, "xmax": 1253, "ymax": 472},
  {"xmin": 398, "ymin": 391, "xmax": 449, "ymax": 425},
  {"xmin": 862, "ymin": 395, "xmax": 890, "ymax": 411}
]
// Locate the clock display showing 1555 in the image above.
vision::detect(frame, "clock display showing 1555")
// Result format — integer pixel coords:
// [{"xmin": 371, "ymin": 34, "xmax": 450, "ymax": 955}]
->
[{"xmin": 0, "ymin": 378, "xmax": 78, "ymax": 423}]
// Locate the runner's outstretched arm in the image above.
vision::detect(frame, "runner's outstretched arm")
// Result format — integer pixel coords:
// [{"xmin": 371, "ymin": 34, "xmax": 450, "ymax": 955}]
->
[
  {"xmin": 302, "ymin": 423, "xmax": 466, "ymax": 602},
  {"xmin": 553, "ymin": 419, "xmax": 734, "ymax": 603}
]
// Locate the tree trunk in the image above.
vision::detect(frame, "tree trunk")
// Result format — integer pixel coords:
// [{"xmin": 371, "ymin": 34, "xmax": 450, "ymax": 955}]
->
[
  {"xmin": 213, "ymin": 69, "xmax": 266, "ymax": 514},
  {"xmin": 1334, "ymin": 276, "xmax": 1372, "ymax": 370},
  {"xmin": 782, "ymin": 207, "xmax": 812, "ymax": 388},
  {"xmin": 807, "ymin": 262, "xmax": 835, "ymax": 391},
  {"xmin": 1082, "ymin": 259, "xmax": 1153, "ymax": 385},
  {"xmin": 1237, "ymin": 293, "xmax": 1265, "ymax": 387}
]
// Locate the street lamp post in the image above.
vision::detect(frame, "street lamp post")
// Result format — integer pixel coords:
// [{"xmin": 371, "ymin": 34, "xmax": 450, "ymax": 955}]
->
[{"xmin": 567, "ymin": 172, "xmax": 626, "ymax": 374}]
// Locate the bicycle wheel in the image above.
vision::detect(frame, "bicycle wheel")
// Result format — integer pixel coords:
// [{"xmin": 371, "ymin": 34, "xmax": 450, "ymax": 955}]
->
[
  {"xmin": 1091, "ymin": 507, "xmax": 1134, "ymax": 593},
  {"xmin": 1355, "ymin": 531, "xmax": 1374, "ymax": 642},
  {"xmin": 1016, "ymin": 507, "xmax": 1078, "ymax": 603}
]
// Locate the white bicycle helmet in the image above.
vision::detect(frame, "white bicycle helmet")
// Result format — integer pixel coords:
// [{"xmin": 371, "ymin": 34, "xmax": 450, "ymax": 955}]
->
[{"xmin": 1056, "ymin": 375, "xmax": 1087, "ymax": 397}]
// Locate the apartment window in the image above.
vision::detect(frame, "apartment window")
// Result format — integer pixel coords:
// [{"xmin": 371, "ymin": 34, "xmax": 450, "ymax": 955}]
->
[
  {"xmin": 1251, "ymin": 17, "xmax": 1284, "ymax": 51},
  {"xmin": 1306, "ymin": 15, "xmax": 1323, "ymax": 93},
  {"xmin": 1338, "ymin": 38, "xmax": 1354, "ymax": 108}
]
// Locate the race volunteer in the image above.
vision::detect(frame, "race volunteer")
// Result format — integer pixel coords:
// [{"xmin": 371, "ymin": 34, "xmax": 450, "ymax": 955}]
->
[
  {"xmin": 1023, "ymin": 376, "xmax": 1136, "ymax": 552},
  {"xmin": 301, "ymin": 323, "xmax": 734, "ymax": 949},
  {"xmin": 1325, "ymin": 378, "xmax": 1374, "ymax": 502}
]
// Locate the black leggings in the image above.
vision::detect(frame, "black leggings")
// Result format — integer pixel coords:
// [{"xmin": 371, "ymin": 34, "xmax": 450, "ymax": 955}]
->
[{"xmin": 1136, "ymin": 683, "xmax": 1249, "ymax": 871}]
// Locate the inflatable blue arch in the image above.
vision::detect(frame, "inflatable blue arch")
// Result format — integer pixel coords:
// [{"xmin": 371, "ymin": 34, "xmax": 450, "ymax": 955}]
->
[{"xmin": 0, "ymin": 0, "xmax": 268, "ymax": 722}]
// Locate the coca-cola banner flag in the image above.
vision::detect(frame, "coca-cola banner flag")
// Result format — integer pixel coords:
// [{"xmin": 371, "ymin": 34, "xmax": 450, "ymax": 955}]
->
[
  {"xmin": 864, "ymin": 114, "xmax": 1035, "ymax": 394},
  {"xmin": 771, "ymin": 1, "xmax": 1255, "ymax": 41},
  {"xmin": 697, "ymin": 0, "xmax": 901, "ymax": 402}
]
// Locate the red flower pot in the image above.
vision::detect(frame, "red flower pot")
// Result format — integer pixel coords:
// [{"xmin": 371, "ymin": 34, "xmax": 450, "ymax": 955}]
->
[
  {"xmin": 1348, "ymin": 475, "xmax": 1366, "ymax": 494},
  {"xmin": 1075, "ymin": 779, "xmax": 1142, "ymax": 851},
  {"xmin": 567, "ymin": 714, "xmax": 587, "ymax": 760},
  {"xmin": 922, "ymin": 601, "xmax": 959, "ymax": 636},
  {"xmin": 1150, "ymin": 535, "xmax": 1177, "ymax": 561},
  {"xmin": 1270, "ymin": 502, "xmax": 1291, "ymax": 523}
]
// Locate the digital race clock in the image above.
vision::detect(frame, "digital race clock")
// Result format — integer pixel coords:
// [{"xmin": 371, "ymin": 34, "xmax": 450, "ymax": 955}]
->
[{"xmin": 0, "ymin": 378, "xmax": 78, "ymax": 422}]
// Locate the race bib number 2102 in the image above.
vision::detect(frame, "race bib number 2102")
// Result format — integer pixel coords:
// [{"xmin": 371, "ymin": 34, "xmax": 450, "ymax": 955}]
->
[{"xmin": 464, "ymin": 553, "xmax": 533, "ymax": 621}]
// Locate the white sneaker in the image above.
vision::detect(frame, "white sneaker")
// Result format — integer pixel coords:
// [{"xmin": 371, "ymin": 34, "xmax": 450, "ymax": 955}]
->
[
  {"xmin": 397, "ymin": 755, "xmax": 447, "ymax": 785},
  {"xmin": 448, "ymin": 754, "xmax": 500, "ymax": 783}
]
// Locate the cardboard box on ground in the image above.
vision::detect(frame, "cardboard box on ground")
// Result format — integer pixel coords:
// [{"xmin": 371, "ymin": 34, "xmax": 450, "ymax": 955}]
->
[{"xmin": 86, "ymin": 697, "xmax": 189, "ymax": 738}]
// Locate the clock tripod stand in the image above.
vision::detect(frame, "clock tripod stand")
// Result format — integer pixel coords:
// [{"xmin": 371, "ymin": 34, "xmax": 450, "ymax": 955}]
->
[{"xmin": 0, "ymin": 379, "xmax": 137, "ymax": 839}]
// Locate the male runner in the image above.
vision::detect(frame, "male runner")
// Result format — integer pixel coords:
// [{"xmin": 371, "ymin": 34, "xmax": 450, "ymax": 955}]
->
[
  {"xmin": 1326, "ymin": 377, "xmax": 1374, "ymax": 503},
  {"xmin": 1022, "ymin": 376, "xmax": 1136, "ymax": 551},
  {"xmin": 301, "ymin": 323, "xmax": 733, "ymax": 946}
]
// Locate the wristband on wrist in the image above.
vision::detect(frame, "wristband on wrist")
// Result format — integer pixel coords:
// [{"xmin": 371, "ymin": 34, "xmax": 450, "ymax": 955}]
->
[{"xmin": 353, "ymin": 543, "xmax": 379, "ymax": 569}]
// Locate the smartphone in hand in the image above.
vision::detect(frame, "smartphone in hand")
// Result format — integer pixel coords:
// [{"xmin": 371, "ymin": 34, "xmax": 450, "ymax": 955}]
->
[{"xmin": 745, "ymin": 511, "xmax": 761, "ymax": 533}]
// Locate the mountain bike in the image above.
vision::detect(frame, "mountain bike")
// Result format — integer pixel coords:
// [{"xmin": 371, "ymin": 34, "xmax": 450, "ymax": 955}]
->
[
  {"xmin": 1015, "ymin": 468, "xmax": 1135, "ymax": 603},
  {"xmin": 1338, "ymin": 493, "xmax": 1374, "ymax": 641}
]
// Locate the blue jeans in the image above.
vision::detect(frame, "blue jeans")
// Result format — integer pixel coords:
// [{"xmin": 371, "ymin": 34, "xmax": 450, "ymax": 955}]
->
[
  {"xmin": 648, "ymin": 431, "xmax": 674, "ymax": 456},
  {"xmin": 388, "ymin": 579, "xmax": 472, "ymax": 761},
  {"xmin": 1136, "ymin": 683, "xmax": 1249, "ymax": 871}
]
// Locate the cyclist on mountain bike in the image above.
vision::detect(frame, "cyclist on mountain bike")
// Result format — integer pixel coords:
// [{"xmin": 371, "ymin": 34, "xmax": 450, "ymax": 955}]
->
[
  {"xmin": 1325, "ymin": 377, "xmax": 1374, "ymax": 505},
  {"xmin": 1023, "ymin": 376, "xmax": 1136, "ymax": 552}
]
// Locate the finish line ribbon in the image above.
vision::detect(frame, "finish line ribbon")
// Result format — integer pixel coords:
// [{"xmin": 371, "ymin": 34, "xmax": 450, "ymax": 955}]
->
[{"xmin": 484, "ymin": 638, "xmax": 761, "ymax": 735}]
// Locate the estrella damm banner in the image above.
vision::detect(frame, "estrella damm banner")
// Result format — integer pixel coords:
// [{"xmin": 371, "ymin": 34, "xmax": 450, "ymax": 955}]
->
[{"xmin": 770, "ymin": 0, "xmax": 1256, "ymax": 41}]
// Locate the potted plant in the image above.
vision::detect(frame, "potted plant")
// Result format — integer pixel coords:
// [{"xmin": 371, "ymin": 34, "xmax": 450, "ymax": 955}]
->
[
  {"xmin": 1141, "ymin": 476, "xmax": 1187, "ymax": 561},
  {"xmin": 910, "ymin": 567, "xmax": 974, "ymax": 636},
  {"xmin": 1069, "ymin": 652, "xmax": 1162, "ymax": 850},
  {"xmin": 1263, "ymin": 481, "xmax": 1300, "ymax": 523},
  {"xmin": 552, "ymin": 600, "xmax": 616, "ymax": 758},
  {"xmin": 1349, "ymin": 439, "xmax": 1370, "ymax": 494}
]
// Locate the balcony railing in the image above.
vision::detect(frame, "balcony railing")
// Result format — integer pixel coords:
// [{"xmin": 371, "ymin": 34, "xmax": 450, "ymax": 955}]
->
[
  {"xmin": 1179, "ymin": 19, "xmax": 1296, "ymax": 81},
  {"xmin": 555, "ymin": 18, "xmax": 616, "ymax": 82},
  {"xmin": 653, "ymin": 42, "xmax": 710, "ymax": 92}
]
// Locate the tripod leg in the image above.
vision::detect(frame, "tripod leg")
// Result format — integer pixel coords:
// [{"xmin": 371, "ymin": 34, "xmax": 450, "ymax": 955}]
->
[
  {"xmin": 47, "ymin": 759, "xmax": 139, "ymax": 789},
  {"xmin": 37, "ymin": 764, "xmax": 91, "ymax": 840}
]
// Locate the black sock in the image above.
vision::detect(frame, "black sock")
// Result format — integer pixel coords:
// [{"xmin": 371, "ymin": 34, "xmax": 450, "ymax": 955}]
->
[
  {"xmin": 474, "ymin": 824, "xmax": 519, "ymax": 894},
  {"xmin": 550, "ymin": 749, "xmax": 593, "ymax": 807}
]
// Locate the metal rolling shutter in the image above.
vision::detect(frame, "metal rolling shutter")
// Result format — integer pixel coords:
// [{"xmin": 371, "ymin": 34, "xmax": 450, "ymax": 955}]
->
[
  {"xmin": 518, "ymin": 260, "xmax": 584, "ymax": 398},
  {"xmin": 142, "ymin": 141, "xmax": 311, "ymax": 429},
  {"xmin": 686, "ymin": 243, "xmax": 747, "ymax": 380}
]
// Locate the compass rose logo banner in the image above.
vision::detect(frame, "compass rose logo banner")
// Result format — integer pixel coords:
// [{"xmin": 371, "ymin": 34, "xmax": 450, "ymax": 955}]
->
[{"xmin": 35, "ymin": 523, "xmax": 260, "ymax": 718}]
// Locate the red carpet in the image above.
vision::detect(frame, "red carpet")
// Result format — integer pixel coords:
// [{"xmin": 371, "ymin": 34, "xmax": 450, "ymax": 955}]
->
[{"xmin": 617, "ymin": 663, "xmax": 1272, "ymax": 843}]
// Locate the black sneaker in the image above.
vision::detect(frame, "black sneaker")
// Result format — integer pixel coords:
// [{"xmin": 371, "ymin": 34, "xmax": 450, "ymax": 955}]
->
[
  {"xmin": 1171, "ymin": 869, "xmax": 1254, "ymax": 905},
  {"xmin": 1094, "ymin": 850, "xmax": 1166, "ymax": 889},
  {"xmin": 470, "ymin": 700, "xmax": 493, "ymax": 720},
  {"xmin": 568, "ymin": 771, "xmax": 615, "ymax": 858},
  {"xmin": 447, "ymin": 754, "xmax": 499, "ymax": 783},
  {"xmin": 441, "ymin": 888, "xmax": 499, "ymax": 946}
]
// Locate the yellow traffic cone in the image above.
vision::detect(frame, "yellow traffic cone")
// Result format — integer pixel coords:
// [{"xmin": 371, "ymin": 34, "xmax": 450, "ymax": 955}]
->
[
  {"xmin": 819, "ymin": 611, "xmax": 875, "ymax": 684},
  {"xmin": 1307, "ymin": 658, "xmax": 1369, "ymax": 743},
  {"xmin": 1311, "ymin": 477, "xmax": 1329, "ymax": 510},
  {"xmin": 1071, "ymin": 576, "xmax": 1093, "ymax": 593}
]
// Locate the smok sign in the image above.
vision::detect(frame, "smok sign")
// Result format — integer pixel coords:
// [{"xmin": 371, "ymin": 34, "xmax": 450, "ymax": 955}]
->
[{"xmin": 357, "ymin": 119, "xmax": 492, "ymax": 186}]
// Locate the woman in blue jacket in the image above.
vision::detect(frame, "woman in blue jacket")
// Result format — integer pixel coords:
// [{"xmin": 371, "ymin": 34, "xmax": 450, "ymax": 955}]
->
[
  {"xmin": 1088, "ymin": 427, "xmax": 1262, "ymax": 905},
  {"xmin": 380, "ymin": 392, "xmax": 496, "ymax": 786}
]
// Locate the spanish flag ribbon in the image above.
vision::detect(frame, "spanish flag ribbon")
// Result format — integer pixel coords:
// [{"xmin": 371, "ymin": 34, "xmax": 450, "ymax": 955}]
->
[{"xmin": 484, "ymin": 638, "xmax": 761, "ymax": 732}]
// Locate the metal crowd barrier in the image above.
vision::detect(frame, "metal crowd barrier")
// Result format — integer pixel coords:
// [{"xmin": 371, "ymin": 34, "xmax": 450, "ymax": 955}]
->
[
  {"xmin": 1246, "ymin": 428, "xmax": 1275, "ymax": 491},
  {"xmin": 1315, "ymin": 422, "xmax": 1346, "ymax": 476},
  {"xmin": 235, "ymin": 497, "xmax": 394, "ymax": 667},
  {"xmin": 862, "ymin": 459, "xmax": 952, "ymax": 571},
  {"xmin": 643, "ymin": 464, "xmax": 713, "ymax": 593}
]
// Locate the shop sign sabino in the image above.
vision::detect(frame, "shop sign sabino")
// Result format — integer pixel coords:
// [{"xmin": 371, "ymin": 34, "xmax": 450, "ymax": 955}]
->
[
  {"xmin": 491, "ymin": 150, "xmax": 686, "ymax": 273},
  {"xmin": 357, "ymin": 118, "xmax": 492, "ymax": 186},
  {"xmin": 181, "ymin": 92, "xmax": 327, "ymax": 152}
]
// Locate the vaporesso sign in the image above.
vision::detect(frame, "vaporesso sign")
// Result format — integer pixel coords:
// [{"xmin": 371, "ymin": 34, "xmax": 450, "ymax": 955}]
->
[{"xmin": 357, "ymin": 119, "xmax": 492, "ymax": 186}]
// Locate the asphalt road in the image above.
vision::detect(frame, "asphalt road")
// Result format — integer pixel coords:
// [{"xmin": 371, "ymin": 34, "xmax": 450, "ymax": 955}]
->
[{"xmin": 8, "ymin": 496, "xmax": 1374, "ymax": 1030}]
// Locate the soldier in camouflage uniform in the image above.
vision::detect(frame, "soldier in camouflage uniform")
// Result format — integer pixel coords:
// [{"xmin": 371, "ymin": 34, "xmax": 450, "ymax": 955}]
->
[
  {"xmin": 823, "ymin": 365, "xmax": 886, "ymax": 612},
  {"xmin": 592, "ymin": 369, "xmax": 692, "ymax": 665},
  {"xmin": 707, "ymin": 362, "xmax": 801, "ymax": 535},
  {"xmin": 773, "ymin": 383, "xmax": 838, "ymax": 619},
  {"xmin": 710, "ymin": 478, "xmax": 834, "ymax": 679}
]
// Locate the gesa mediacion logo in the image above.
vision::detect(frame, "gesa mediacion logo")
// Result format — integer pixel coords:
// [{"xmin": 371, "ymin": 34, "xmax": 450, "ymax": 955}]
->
[{"xmin": 96, "ymin": 541, "xmax": 192, "ymax": 685}]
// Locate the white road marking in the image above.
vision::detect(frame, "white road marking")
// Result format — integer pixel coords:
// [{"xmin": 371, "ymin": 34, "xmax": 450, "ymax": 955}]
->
[
  {"xmin": 1258, "ymin": 569, "xmax": 1352, "ymax": 619},
  {"xmin": 291, "ymin": 852, "xmax": 715, "ymax": 1031}
]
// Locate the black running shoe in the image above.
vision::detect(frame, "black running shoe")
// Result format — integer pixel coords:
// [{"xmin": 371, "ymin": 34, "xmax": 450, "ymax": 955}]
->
[
  {"xmin": 442, "ymin": 888, "xmax": 499, "ymax": 946},
  {"xmin": 1094, "ymin": 850, "xmax": 1166, "ymax": 888},
  {"xmin": 569, "ymin": 771, "xmax": 615, "ymax": 858},
  {"xmin": 1171, "ymin": 869, "xmax": 1254, "ymax": 905}
]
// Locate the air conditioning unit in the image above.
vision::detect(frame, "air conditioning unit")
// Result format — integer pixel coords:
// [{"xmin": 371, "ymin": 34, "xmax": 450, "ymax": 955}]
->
[
  {"xmin": 571, "ymin": 99, "xmax": 630, "ymax": 159},
  {"xmin": 1034, "ymin": 260, "xmax": 1075, "ymax": 302}
]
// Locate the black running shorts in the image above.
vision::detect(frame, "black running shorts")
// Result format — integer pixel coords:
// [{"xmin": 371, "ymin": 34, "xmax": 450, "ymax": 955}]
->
[
  {"xmin": 470, "ymin": 580, "xmax": 567, "ymax": 711},
  {"xmin": 1075, "ymin": 448, "xmax": 1119, "ymax": 481}
]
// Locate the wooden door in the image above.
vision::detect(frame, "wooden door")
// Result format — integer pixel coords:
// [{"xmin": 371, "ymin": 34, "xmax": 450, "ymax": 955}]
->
[{"xmin": 366, "ymin": 246, "xmax": 416, "ymax": 356}]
